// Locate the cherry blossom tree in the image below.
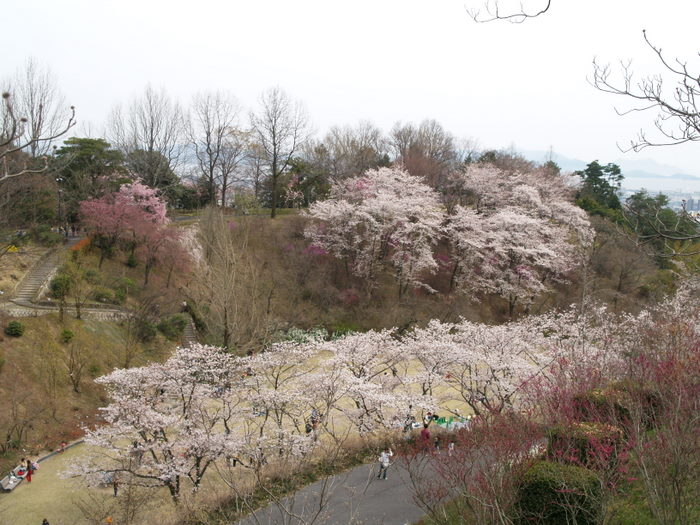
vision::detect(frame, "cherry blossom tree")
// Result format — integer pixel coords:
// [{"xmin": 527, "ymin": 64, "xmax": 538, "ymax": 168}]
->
[
  {"xmin": 446, "ymin": 165, "xmax": 592, "ymax": 316},
  {"xmin": 80, "ymin": 181, "xmax": 168, "ymax": 267},
  {"xmin": 321, "ymin": 330, "xmax": 420, "ymax": 432},
  {"xmin": 135, "ymin": 222, "xmax": 182, "ymax": 286},
  {"xmin": 306, "ymin": 167, "xmax": 444, "ymax": 296},
  {"xmin": 67, "ymin": 344, "xmax": 245, "ymax": 502}
]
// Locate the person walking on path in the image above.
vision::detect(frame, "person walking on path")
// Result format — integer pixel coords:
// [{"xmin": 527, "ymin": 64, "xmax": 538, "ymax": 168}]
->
[{"xmin": 377, "ymin": 446, "xmax": 393, "ymax": 480}]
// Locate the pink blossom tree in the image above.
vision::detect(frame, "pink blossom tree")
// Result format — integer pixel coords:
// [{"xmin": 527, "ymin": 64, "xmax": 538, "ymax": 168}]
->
[
  {"xmin": 80, "ymin": 181, "xmax": 169, "ymax": 268},
  {"xmin": 446, "ymin": 165, "xmax": 592, "ymax": 316},
  {"xmin": 306, "ymin": 167, "xmax": 444, "ymax": 296}
]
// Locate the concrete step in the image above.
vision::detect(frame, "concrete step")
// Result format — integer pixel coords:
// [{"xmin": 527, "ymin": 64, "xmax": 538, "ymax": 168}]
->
[
  {"xmin": 182, "ymin": 317, "xmax": 198, "ymax": 346},
  {"xmin": 10, "ymin": 237, "xmax": 83, "ymax": 303}
]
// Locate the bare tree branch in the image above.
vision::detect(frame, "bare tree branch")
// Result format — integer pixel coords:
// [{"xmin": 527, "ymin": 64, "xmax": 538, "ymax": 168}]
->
[
  {"xmin": 0, "ymin": 91, "xmax": 76, "ymax": 181},
  {"xmin": 466, "ymin": 0, "xmax": 552, "ymax": 23},
  {"xmin": 591, "ymin": 31, "xmax": 700, "ymax": 152}
]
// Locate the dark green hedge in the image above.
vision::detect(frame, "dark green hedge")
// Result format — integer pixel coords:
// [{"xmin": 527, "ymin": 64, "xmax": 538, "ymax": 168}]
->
[
  {"xmin": 5, "ymin": 321, "xmax": 25, "ymax": 337},
  {"xmin": 517, "ymin": 460, "xmax": 602, "ymax": 525}
]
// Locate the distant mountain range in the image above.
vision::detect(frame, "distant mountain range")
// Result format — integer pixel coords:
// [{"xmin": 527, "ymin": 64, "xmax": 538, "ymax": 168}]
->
[{"xmin": 521, "ymin": 150, "xmax": 700, "ymax": 192}]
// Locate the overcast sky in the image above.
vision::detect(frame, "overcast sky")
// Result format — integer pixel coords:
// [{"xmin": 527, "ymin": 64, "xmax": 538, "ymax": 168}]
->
[{"xmin": 4, "ymin": 0, "xmax": 699, "ymax": 176}]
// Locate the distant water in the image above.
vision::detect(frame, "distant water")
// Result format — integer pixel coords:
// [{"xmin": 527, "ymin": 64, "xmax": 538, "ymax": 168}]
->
[{"xmin": 623, "ymin": 177, "xmax": 700, "ymax": 194}]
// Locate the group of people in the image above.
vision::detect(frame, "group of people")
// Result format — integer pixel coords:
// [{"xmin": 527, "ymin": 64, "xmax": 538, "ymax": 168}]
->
[
  {"xmin": 379, "ymin": 411, "xmax": 461, "ymax": 480},
  {"xmin": 15, "ymin": 457, "xmax": 39, "ymax": 483},
  {"xmin": 52, "ymin": 224, "xmax": 80, "ymax": 238}
]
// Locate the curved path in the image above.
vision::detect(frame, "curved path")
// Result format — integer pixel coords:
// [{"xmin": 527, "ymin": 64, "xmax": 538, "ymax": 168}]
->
[{"xmin": 238, "ymin": 461, "xmax": 424, "ymax": 525}]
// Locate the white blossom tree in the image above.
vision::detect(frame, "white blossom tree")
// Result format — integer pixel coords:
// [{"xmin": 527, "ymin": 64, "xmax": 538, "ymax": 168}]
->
[
  {"xmin": 446, "ymin": 165, "xmax": 592, "ymax": 316},
  {"xmin": 306, "ymin": 167, "xmax": 444, "ymax": 296},
  {"xmin": 68, "ymin": 344, "xmax": 245, "ymax": 501}
]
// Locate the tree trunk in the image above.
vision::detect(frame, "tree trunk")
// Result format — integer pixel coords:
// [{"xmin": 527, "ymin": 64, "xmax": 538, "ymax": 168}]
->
[
  {"xmin": 143, "ymin": 261, "xmax": 153, "ymax": 286},
  {"xmin": 449, "ymin": 261, "xmax": 460, "ymax": 291},
  {"xmin": 270, "ymin": 156, "xmax": 278, "ymax": 219},
  {"xmin": 166, "ymin": 265, "xmax": 174, "ymax": 288},
  {"xmin": 222, "ymin": 306, "xmax": 230, "ymax": 349}
]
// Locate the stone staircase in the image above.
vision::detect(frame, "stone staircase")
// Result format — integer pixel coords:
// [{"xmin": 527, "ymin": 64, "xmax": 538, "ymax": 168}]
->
[
  {"xmin": 182, "ymin": 317, "xmax": 198, "ymax": 346},
  {"xmin": 11, "ymin": 236, "xmax": 82, "ymax": 305}
]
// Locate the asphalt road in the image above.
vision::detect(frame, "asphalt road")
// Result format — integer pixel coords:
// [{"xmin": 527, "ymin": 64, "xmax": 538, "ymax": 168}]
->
[{"xmin": 238, "ymin": 461, "xmax": 424, "ymax": 525}]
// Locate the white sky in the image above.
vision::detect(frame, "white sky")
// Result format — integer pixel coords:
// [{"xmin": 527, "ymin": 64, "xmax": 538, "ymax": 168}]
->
[{"xmin": 4, "ymin": 0, "xmax": 699, "ymax": 175}]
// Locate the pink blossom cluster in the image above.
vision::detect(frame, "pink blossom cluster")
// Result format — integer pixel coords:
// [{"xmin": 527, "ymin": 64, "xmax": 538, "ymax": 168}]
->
[{"xmin": 306, "ymin": 164, "xmax": 593, "ymax": 308}]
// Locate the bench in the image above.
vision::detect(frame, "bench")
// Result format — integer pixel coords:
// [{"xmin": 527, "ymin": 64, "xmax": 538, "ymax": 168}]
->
[{"xmin": 0, "ymin": 466, "xmax": 28, "ymax": 492}]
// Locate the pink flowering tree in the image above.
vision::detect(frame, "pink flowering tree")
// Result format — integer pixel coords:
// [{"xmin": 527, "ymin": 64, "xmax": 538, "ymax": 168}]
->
[
  {"xmin": 446, "ymin": 165, "xmax": 592, "ymax": 316},
  {"xmin": 306, "ymin": 167, "xmax": 444, "ymax": 296},
  {"xmin": 80, "ymin": 181, "xmax": 169, "ymax": 268},
  {"xmin": 135, "ymin": 222, "xmax": 183, "ymax": 286}
]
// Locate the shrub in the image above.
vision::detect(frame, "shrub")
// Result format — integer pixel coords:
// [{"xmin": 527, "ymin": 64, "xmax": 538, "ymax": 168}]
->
[
  {"xmin": 84, "ymin": 269, "xmax": 102, "ymax": 285},
  {"xmin": 135, "ymin": 319, "xmax": 157, "ymax": 342},
  {"xmin": 50, "ymin": 274, "xmax": 72, "ymax": 300},
  {"xmin": 5, "ymin": 321, "xmax": 25, "ymax": 337},
  {"xmin": 31, "ymin": 225, "xmax": 63, "ymax": 246},
  {"xmin": 183, "ymin": 302, "xmax": 206, "ymax": 333},
  {"xmin": 113, "ymin": 288, "xmax": 126, "ymax": 304},
  {"xmin": 92, "ymin": 286, "xmax": 114, "ymax": 304},
  {"xmin": 517, "ymin": 460, "xmax": 602, "ymax": 525},
  {"xmin": 115, "ymin": 277, "xmax": 136, "ymax": 294},
  {"xmin": 337, "ymin": 288, "xmax": 360, "ymax": 307},
  {"xmin": 126, "ymin": 253, "xmax": 138, "ymax": 268},
  {"xmin": 613, "ymin": 380, "xmax": 662, "ymax": 430},
  {"xmin": 574, "ymin": 383, "xmax": 661, "ymax": 432},
  {"xmin": 157, "ymin": 314, "xmax": 188, "ymax": 341},
  {"xmin": 88, "ymin": 364, "xmax": 102, "ymax": 378},
  {"xmin": 573, "ymin": 388, "xmax": 631, "ymax": 425},
  {"xmin": 70, "ymin": 237, "xmax": 92, "ymax": 253},
  {"xmin": 329, "ymin": 321, "xmax": 361, "ymax": 338},
  {"xmin": 548, "ymin": 421, "xmax": 624, "ymax": 470},
  {"xmin": 60, "ymin": 329, "xmax": 74, "ymax": 344}
]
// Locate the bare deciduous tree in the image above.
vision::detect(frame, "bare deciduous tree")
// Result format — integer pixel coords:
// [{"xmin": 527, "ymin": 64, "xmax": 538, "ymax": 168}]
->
[
  {"xmin": 108, "ymin": 85, "xmax": 185, "ymax": 189},
  {"xmin": 1, "ymin": 66, "xmax": 76, "ymax": 181},
  {"xmin": 319, "ymin": 120, "xmax": 388, "ymax": 182},
  {"xmin": 63, "ymin": 344, "xmax": 90, "ymax": 394},
  {"xmin": 250, "ymin": 87, "xmax": 310, "ymax": 218},
  {"xmin": 186, "ymin": 207, "xmax": 274, "ymax": 351},
  {"xmin": 390, "ymin": 119, "xmax": 459, "ymax": 188},
  {"xmin": 190, "ymin": 91, "xmax": 249, "ymax": 207}
]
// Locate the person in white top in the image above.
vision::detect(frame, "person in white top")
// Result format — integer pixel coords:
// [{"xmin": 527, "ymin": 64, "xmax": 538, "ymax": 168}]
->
[{"xmin": 377, "ymin": 447, "xmax": 393, "ymax": 480}]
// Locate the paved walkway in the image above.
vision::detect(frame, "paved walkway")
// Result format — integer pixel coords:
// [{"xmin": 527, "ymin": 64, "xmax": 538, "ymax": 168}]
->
[{"xmin": 239, "ymin": 461, "xmax": 424, "ymax": 525}]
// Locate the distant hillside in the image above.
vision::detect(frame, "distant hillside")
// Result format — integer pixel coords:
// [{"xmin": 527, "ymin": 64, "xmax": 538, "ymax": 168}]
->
[{"xmin": 522, "ymin": 150, "xmax": 700, "ymax": 192}]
